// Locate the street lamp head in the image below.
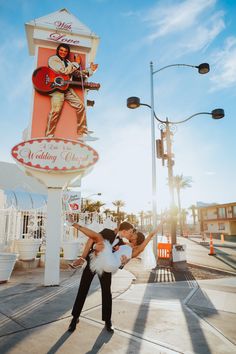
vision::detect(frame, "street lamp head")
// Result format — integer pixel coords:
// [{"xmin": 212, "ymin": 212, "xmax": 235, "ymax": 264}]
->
[
  {"xmin": 197, "ymin": 63, "xmax": 210, "ymax": 74},
  {"xmin": 211, "ymin": 109, "xmax": 225, "ymax": 119},
  {"xmin": 84, "ymin": 192, "xmax": 102, "ymax": 198},
  {"xmin": 127, "ymin": 96, "xmax": 141, "ymax": 109}
]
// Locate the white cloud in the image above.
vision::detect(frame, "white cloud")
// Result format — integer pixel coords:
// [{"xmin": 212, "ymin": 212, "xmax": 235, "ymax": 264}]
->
[
  {"xmin": 141, "ymin": 0, "xmax": 224, "ymax": 57},
  {"xmin": 178, "ymin": 11, "xmax": 225, "ymax": 54},
  {"xmin": 204, "ymin": 171, "xmax": 216, "ymax": 175},
  {"xmin": 210, "ymin": 37, "xmax": 236, "ymax": 90},
  {"xmin": 144, "ymin": 0, "xmax": 217, "ymax": 40}
]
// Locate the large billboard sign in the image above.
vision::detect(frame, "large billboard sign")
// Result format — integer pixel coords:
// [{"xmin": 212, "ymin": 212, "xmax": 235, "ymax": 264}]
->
[
  {"xmin": 11, "ymin": 138, "xmax": 98, "ymax": 172},
  {"xmin": 24, "ymin": 8, "xmax": 100, "ymax": 141}
]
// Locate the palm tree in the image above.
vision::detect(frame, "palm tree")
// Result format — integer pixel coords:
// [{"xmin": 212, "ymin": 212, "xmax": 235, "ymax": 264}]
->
[
  {"xmin": 103, "ymin": 208, "xmax": 112, "ymax": 218},
  {"xmin": 126, "ymin": 213, "xmax": 137, "ymax": 225},
  {"xmin": 173, "ymin": 174, "xmax": 192, "ymax": 236},
  {"xmin": 112, "ymin": 200, "xmax": 125, "ymax": 213},
  {"xmin": 119, "ymin": 211, "xmax": 126, "ymax": 223},
  {"xmin": 82, "ymin": 200, "xmax": 105, "ymax": 213},
  {"xmin": 93, "ymin": 201, "xmax": 105, "ymax": 212},
  {"xmin": 112, "ymin": 200, "xmax": 125, "ymax": 224},
  {"xmin": 138, "ymin": 210, "xmax": 145, "ymax": 230},
  {"xmin": 143, "ymin": 210, "xmax": 153, "ymax": 232},
  {"xmin": 189, "ymin": 204, "xmax": 197, "ymax": 225},
  {"xmin": 181, "ymin": 208, "xmax": 188, "ymax": 228}
]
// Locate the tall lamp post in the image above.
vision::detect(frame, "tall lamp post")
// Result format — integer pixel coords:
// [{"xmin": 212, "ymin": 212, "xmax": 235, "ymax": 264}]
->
[{"xmin": 127, "ymin": 61, "xmax": 224, "ymax": 252}]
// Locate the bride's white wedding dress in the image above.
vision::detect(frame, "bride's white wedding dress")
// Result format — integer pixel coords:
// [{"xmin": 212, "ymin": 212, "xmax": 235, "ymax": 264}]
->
[
  {"xmin": 89, "ymin": 239, "xmax": 132, "ymax": 275},
  {"xmin": 141, "ymin": 239, "xmax": 156, "ymax": 269}
]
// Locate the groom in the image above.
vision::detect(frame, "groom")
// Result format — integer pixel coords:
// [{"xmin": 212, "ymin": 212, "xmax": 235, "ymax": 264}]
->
[{"xmin": 68, "ymin": 221, "xmax": 134, "ymax": 333}]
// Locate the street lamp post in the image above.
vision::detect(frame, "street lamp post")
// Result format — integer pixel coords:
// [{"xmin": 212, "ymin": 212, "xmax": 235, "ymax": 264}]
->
[
  {"xmin": 127, "ymin": 61, "xmax": 224, "ymax": 254},
  {"xmin": 150, "ymin": 62, "xmax": 158, "ymax": 255}
]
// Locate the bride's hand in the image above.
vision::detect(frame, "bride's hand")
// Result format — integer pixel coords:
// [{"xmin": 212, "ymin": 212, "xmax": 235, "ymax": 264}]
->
[{"xmin": 66, "ymin": 214, "xmax": 75, "ymax": 226}]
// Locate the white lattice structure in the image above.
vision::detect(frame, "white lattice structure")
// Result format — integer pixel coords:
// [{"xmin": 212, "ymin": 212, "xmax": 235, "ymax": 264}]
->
[
  {"xmin": 0, "ymin": 207, "xmax": 46, "ymax": 252},
  {"xmin": 0, "ymin": 207, "xmax": 117, "ymax": 255},
  {"xmin": 0, "ymin": 207, "xmax": 19, "ymax": 252}
]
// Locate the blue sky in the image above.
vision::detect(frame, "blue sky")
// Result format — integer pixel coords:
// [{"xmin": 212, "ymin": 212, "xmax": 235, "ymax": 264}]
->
[{"xmin": 0, "ymin": 0, "xmax": 236, "ymax": 214}]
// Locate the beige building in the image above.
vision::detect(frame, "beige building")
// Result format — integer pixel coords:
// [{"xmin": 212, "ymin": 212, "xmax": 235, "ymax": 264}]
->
[{"xmin": 198, "ymin": 202, "xmax": 236, "ymax": 241}]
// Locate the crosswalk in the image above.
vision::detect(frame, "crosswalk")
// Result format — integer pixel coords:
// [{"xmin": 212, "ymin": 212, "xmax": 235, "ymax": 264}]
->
[{"xmin": 150, "ymin": 267, "xmax": 197, "ymax": 285}]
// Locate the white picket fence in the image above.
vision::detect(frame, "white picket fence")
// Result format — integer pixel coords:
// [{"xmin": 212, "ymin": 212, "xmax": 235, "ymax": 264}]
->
[
  {"xmin": 0, "ymin": 207, "xmax": 46, "ymax": 252},
  {"xmin": 0, "ymin": 207, "xmax": 117, "ymax": 253}
]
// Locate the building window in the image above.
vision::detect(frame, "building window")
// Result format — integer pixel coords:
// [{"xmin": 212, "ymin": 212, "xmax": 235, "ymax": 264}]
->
[
  {"xmin": 218, "ymin": 223, "xmax": 225, "ymax": 231},
  {"xmin": 203, "ymin": 223, "xmax": 208, "ymax": 231},
  {"xmin": 232, "ymin": 206, "xmax": 236, "ymax": 218},
  {"xmin": 218, "ymin": 207, "xmax": 226, "ymax": 219}
]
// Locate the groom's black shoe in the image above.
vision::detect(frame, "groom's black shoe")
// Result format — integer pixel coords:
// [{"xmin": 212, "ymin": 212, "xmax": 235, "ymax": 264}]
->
[
  {"xmin": 68, "ymin": 317, "xmax": 79, "ymax": 332},
  {"xmin": 105, "ymin": 320, "xmax": 114, "ymax": 333}
]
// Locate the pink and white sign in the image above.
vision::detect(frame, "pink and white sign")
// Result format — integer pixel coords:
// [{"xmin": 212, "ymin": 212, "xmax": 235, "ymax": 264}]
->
[
  {"xmin": 11, "ymin": 138, "xmax": 98, "ymax": 172},
  {"xmin": 62, "ymin": 190, "xmax": 81, "ymax": 211}
]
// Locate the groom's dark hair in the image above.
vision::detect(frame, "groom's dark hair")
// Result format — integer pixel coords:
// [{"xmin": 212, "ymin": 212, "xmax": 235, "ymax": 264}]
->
[{"xmin": 118, "ymin": 221, "xmax": 133, "ymax": 231}]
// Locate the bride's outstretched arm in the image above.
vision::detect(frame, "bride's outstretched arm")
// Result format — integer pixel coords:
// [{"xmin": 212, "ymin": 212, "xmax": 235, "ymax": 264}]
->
[
  {"xmin": 131, "ymin": 226, "xmax": 160, "ymax": 258},
  {"xmin": 72, "ymin": 223, "xmax": 103, "ymax": 244}
]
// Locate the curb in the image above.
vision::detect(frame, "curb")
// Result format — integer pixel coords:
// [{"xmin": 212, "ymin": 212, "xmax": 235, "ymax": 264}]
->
[{"xmin": 187, "ymin": 262, "xmax": 236, "ymax": 276}]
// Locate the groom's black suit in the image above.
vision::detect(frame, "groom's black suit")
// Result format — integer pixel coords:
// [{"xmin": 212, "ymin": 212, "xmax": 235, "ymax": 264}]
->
[{"xmin": 71, "ymin": 228, "xmax": 124, "ymax": 323}]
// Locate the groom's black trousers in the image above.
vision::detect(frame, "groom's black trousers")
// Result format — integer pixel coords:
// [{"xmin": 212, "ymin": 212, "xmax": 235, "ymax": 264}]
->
[{"xmin": 71, "ymin": 258, "xmax": 112, "ymax": 322}]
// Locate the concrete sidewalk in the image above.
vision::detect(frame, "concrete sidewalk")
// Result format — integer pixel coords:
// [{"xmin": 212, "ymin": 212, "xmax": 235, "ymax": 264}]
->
[{"xmin": 0, "ymin": 261, "xmax": 236, "ymax": 354}]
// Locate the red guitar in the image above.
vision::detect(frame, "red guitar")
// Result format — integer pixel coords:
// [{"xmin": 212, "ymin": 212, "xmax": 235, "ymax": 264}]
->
[{"xmin": 32, "ymin": 66, "xmax": 100, "ymax": 93}]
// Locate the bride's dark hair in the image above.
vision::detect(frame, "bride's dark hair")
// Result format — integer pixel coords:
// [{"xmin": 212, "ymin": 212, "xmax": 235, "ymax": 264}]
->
[{"xmin": 136, "ymin": 232, "xmax": 145, "ymax": 245}]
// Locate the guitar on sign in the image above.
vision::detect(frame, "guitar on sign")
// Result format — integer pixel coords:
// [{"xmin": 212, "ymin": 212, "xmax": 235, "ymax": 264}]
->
[{"xmin": 32, "ymin": 66, "xmax": 100, "ymax": 94}]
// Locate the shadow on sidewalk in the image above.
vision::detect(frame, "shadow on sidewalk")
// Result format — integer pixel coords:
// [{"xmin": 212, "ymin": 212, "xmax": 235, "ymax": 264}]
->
[
  {"xmin": 84, "ymin": 328, "xmax": 114, "ymax": 354},
  {"xmin": 0, "ymin": 271, "xmax": 99, "ymax": 353},
  {"xmin": 125, "ymin": 265, "xmax": 218, "ymax": 354},
  {"xmin": 46, "ymin": 331, "xmax": 71, "ymax": 354}
]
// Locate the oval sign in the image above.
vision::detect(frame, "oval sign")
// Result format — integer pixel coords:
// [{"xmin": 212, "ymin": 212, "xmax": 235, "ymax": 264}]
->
[{"xmin": 11, "ymin": 138, "xmax": 99, "ymax": 172}]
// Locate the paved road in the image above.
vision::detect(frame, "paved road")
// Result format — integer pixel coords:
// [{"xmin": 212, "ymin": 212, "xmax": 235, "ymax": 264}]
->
[{"xmin": 178, "ymin": 236, "xmax": 236, "ymax": 273}]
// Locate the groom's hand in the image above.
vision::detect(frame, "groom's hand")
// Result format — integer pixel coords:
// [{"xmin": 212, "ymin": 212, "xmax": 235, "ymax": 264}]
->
[
  {"xmin": 120, "ymin": 255, "xmax": 129, "ymax": 266},
  {"xmin": 113, "ymin": 245, "xmax": 120, "ymax": 251}
]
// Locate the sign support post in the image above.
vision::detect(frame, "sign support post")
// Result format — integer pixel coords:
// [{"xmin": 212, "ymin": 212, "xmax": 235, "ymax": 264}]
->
[{"xmin": 44, "ymin": 187, "xmax": 62, "ymax": 285}]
